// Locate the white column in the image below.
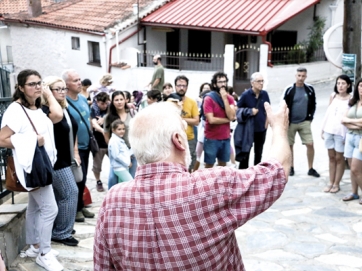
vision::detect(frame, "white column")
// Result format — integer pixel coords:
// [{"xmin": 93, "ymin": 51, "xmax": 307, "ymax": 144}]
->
[
  {"xmin": 259, "ymin": 44, "xmax": 269, "ymax": 90},
  {"xmin": 224, "ymin": 44, "xmax": 235, "ymax": 86}
]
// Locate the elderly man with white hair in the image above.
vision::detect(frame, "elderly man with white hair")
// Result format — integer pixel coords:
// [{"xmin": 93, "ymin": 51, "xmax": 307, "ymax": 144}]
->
[
  {"xmin": 93, "ymin": 103, "xmax": 291, "ymax": 271},
  {"xmin": 94, "ymin": 100, "xmax": 291, "ymax": 271},
  {"xmin": 234, "ymin": 72, "xmax": 270, "ymax": 169}
]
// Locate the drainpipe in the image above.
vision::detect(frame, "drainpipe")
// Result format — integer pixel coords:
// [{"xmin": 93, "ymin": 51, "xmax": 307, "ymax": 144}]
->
[
  {"xmin": 261, "ymin": 35, "xmax": 273, "ymax": 67},
  {"xmin": 108, "ymin": 28, "xmax": 142, "ymax": 73}
]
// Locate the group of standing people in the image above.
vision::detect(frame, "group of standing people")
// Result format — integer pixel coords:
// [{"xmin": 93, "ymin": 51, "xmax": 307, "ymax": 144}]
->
[
  {"xmin": 0, "ymin": 68, "xmax": 138, "ymax": 271},
  {"xmin": 322, "ymin": 74, "xmax": 362, "ymax": 204},
  {"xmin": 2, "ymin": 60, "xmax": 362, "ymax": 271}
]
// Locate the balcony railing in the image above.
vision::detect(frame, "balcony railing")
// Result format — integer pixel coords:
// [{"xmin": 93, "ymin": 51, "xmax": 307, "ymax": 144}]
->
[
  {"xmin": 0, "ymin": 98, "xmax": 14, "ymax": 204},
  {"xmin": 271, "ymin": 45, "xmax": 326, "ymax": 66},
  {"xmin": 137, "ymin": 51, "xmax": 224, "ymax": 71}
]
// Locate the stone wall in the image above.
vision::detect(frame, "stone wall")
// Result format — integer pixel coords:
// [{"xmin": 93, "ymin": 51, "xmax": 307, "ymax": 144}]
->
[{"xmin": 0, "ymin": 204, "xmax": 27, "ymax": 268}]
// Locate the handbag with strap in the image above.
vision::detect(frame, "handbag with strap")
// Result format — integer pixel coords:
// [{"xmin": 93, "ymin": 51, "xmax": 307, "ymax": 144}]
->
[
  {"xmin": 67, "ymin": 98, "xmax": 99, "ymax": 156},
  {"xmin": 64, "ymin": 108, "xmax": 83, "ymax": 183},
  {"xmin": 5, "ymin": 103, "xmax": 54, "ymax": 191},
  {"xmin": 5, "ymin": 150, "xmax": 28, "ymax": 192}
]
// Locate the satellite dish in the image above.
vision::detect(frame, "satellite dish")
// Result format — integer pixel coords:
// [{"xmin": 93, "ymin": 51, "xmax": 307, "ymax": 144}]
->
[
  {"xmin": 323, "ymin": 23, "xmax": 343, "ymax": 68},
  {"xmin": 324, "ymin": 22, "xmax": 362, "ymax": 69}
]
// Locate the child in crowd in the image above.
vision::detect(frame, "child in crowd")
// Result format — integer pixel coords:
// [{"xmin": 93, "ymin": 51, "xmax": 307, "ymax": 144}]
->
[{"xmin": 108, "ymin": 119, "xmax": 133, "ymax": 183}]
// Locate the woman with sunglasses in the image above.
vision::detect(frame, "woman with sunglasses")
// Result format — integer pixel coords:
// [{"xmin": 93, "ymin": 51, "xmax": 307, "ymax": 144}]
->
[{"xmin": 42, "ymin": 76, "xmax": 79, "ymax": 247}]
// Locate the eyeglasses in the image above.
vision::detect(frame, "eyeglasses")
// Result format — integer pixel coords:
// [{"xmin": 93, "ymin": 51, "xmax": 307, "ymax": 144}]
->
[
  {"xmin": 51, "ymin": 87, "xmax": 69, "ymax": 93},
  {"xmin": 217, "ymin": 80, "xmax": 227, "ymax": 84},
  {"xmin": 176, "ymin": 84, "xmax": 187, "ymax": 88},
  {"xmin": 255, "ymin": 80, "xmax": 264, "ymax": 83},
  {"xmin": 24, "ymin": 81, "xmax": 42, "ymax": 88}
]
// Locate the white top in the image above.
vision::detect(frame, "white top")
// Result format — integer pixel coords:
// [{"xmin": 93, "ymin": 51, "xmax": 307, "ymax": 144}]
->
[
  {"xmin": 322, "ymin": 94, "xmax": 350, "ymax": 137},
  {"xmin": 1, "ymin": 102, "xmax": 56, "ymax": 190}
]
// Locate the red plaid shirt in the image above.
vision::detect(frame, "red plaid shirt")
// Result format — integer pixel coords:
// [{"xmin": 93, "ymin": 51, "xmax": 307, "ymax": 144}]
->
[{"xmin": 94, "ymin": 160, "xmax": 286, "ymax": 270}]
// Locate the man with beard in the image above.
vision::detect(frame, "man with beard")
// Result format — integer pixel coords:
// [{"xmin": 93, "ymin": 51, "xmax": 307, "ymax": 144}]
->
[
  {"xmin": 234, "ymin": 72, "xmax": 270, "ymax": 169},
  {"xmin": 147, "ymin": 54, "xmax": 164, "ymax": 92},
  {"xmin": 175, "ymin": 75, "xmax": 199, "ymax": 172},
  {"xmin": 203, "ymin": 71, "xmax": 236, "ymax": 168},
  {"xmin": 94, "ymin": 101, "xmax": 292, "ymax": 271}
]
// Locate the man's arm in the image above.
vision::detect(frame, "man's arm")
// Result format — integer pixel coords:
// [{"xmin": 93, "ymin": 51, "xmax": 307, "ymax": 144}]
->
[
  {"xmin": 265, "ymin": 101, "xmax": 291, "ymax": 178},
  {"xmin": 152, "ymin": 78, "xmax": 160, "ymax": 89},
  {"xmin": 220, "ymin": 88, "xmax": 235, "ymax": 121},
  {"xmin": 94, "ymin": 210, "xmax": 115, "ymax": 271},
  {"xmin": 183, "ymin": 101, "xmax": 200, "ymax": 127},
  {"xmin": 92, "ymin": 118, "xmax": 104, "ymax": 134},
  {"xmin": 184, "ymin": 115, "xmax": 200, "ymax": 127}
]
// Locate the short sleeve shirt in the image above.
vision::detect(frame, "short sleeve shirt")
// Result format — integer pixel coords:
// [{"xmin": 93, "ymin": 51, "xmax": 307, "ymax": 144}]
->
[
  {"xmin": 151, "ymin": 65, "xmax": 165, "ymax": 92},
  {"xmin": 181, "ymin": 96, "xmax": 199, "ymax": 140},
  {"xmin": 290, "ymin": 87, "xmax": 308, "ymax": 124},
  {"xmin": 66, "ymin": 95, "xmax": 90, "ymax": 150},
  {"xmin": 203, "ymin": 94, "xmax": 235, "ymax": 140}
]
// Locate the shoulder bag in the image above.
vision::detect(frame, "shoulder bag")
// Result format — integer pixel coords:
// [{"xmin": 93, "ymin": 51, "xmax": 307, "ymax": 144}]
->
[
  {"xmin": 64, "ymin": 109, "xmax": 83, "ymax": 183},
  {"xmin": 67, "ymin": 98, "xmax": 99, "ymax": 156},
  {"xmin": 5, "ymin": 103, "xmax": 54, "ymax": 191}
]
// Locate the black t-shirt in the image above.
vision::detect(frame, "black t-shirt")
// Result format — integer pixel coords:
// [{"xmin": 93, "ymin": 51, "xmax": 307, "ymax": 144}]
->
[
  {"xmin": 90, "ymin": 106, "xmax": 108, "ymax": 149},
  {"xmin": 42, "ymin": 106, "xmax": 78, "ymax": 170}
]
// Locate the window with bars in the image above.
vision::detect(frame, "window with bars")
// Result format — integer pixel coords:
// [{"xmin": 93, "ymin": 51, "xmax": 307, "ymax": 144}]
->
[{"xmin": 88, "ymin": 41, "xmax": 101, "ymax": 66}]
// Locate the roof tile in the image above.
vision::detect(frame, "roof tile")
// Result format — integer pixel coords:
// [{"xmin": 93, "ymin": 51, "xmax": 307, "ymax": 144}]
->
[{"xmin": 1, "ymin": 0, "xmax": 155, "ymax": 33}]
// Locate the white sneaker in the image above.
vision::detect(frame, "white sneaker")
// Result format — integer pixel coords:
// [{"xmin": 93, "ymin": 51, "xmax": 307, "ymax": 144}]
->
[
  {"xmin": 36, "ymin": 252, "xmax": 63, "ymax": 271},
  {"xmin": 25, "ymin": 245, "xmax": 59, "ymax": 257}
]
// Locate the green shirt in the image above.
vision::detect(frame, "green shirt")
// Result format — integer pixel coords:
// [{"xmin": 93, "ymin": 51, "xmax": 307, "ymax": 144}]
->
[
  {"xmin": 151, "ymin": 65, "xmax": 164, "ymax": 92},
  {"xmin": 347, "ymin": 103, "xmax": 362, "ymax": 134}
]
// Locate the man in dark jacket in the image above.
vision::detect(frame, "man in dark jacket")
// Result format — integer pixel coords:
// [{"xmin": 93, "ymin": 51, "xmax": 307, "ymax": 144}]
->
[
  {"xmin": 283, "ymin": 67, "xmax": 319, "ymax": 177},
  {"xmin": 234, "ymin": 72, "xmax": 270, "ymax": 169}
]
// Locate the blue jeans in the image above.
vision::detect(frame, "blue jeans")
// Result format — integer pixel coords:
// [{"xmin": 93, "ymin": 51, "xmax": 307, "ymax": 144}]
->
[
  {"xmin": 203, "ymin": 138, "xmax": 230, "ymax": 165},
  {"xmin": 108, "ymin": 155, "xmax": 137, "ymax": 189}
]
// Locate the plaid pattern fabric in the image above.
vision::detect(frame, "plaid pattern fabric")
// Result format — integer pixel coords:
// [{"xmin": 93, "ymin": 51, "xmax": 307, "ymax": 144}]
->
[{"xmin": 94, "ymin": 160, "xmax": 286, "ymax": 270}]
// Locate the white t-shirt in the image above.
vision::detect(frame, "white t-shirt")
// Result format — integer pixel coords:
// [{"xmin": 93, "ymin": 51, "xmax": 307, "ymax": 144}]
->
[{"xmin": 1, "ymin": 102, "xmax": 56, "ymax": 189}]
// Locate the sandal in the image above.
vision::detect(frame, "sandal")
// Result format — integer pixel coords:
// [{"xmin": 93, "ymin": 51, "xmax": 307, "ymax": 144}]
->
[
  {"xmin": 342, "ymin": 193, "xmax": 359, "ymax": 201},
  {"xmin": 323, "ymin": 184, "xmax": 333, "ymax": 193},
  {"xmin": 330, "ymin": 186, "xmax": 340, "ymax": 193}
]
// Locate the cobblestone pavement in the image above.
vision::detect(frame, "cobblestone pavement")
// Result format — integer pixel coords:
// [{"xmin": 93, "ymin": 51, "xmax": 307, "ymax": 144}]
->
[{"xmin": 10, "ymin": 80, "xmax": 362, "ymax": 270}]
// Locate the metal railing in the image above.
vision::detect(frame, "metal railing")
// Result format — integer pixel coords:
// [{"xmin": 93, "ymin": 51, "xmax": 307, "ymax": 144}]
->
[
  {"xmin": 137, "ymin": 52, "xmax": 224, "ymax": 71},
  {"xmin": 271, "ymin": 46, "xmax": 326, "ymax": 66},
  {"xmin": 0, "ymin": 68, "xmax": 11, "ymax": 98},
  {"xmin": 0, "ymin": 98, "xmax": 14, "ymax": 204}
]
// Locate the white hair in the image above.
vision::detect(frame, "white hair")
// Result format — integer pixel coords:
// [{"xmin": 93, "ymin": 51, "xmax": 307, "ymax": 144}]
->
[
  {"xmin": 250, "ymin": 72, "xmax": 263, "ymax": 82},
  {"xmin": 61, "ymin": 69, "xmax": 77, "ymax": 83},
  {"xmin": 129, "ymin": 102, "xmax": 186, "ymax": 165}
]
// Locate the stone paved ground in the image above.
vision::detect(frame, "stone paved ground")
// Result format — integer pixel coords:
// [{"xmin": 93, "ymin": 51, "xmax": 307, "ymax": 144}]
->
[{"xmin": 8, "ymin": 80, "xmax": 362, "ymax": 270}]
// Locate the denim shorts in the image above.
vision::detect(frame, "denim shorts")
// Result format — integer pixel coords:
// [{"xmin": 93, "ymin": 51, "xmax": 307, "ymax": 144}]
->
[
  {"xmin": 344, "ymin": 133, "xmax": 362, "ymax": 160},
  {"xmin": 203, "ymin": 137, "xmax": 230, "ymax": 165},
  {"xmin": 324, "ymin": 132, "xmax": 345, "ymax": 153}
]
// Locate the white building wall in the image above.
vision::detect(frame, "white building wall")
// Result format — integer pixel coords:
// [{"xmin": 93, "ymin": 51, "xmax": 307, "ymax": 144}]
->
[
  {"xmin": 9, "ymin": 24, "xmax": 108, "ymax": 81},
  {"xmin": 276, "ymin": 7, "xmax": 315, "ymax": 43},
  {"xmin": 145, "ymin": 26, "xmax": 167, "ymax": 53}
]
